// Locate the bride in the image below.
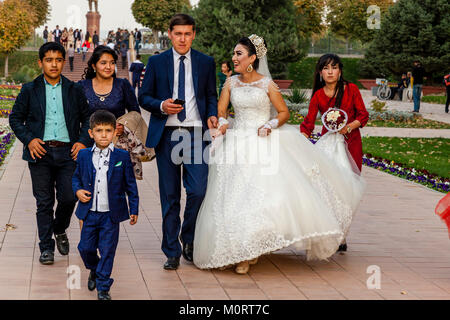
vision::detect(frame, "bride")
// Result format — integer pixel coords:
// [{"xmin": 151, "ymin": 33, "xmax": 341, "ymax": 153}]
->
[{"xmin": 193, "ymin": 35, "xmax": 365, "ymax": 274}]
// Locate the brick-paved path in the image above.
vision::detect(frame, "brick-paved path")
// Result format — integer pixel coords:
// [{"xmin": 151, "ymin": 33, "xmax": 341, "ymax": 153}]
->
[{"xmin": 0, "ymin": 139, "xmax": 449, "ymax": 300}]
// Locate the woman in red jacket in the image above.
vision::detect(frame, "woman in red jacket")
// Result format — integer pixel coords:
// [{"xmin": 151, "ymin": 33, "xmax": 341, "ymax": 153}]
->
[
  {"xmin": 301, "ymin": 53, "xmax": 369, "ymax": 172},
  {"xmin": 301, "ymin": 54, "xmax": 369, "ymax": 252}
]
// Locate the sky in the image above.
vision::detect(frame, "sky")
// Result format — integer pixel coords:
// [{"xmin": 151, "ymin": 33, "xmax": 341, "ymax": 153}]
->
[{"xmin": 36, "ymin": 0, "xmax": 199, "ymax": 39}]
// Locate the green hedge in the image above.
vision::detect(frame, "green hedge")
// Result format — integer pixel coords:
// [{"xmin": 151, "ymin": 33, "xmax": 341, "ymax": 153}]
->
[
  {"xmin": 288, "ymin": 57, "xmax": 363, "ymax": 89},
  {"xmin": 0, "ymin": 51, "xmax": 40, "ymax": 79},
  {"xmin": 422, "ymin": 95, "xmax": 447, "ymax": 104}
]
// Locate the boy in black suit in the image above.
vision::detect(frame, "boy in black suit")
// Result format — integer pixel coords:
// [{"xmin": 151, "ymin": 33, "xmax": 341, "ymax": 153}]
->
[{"xmin": 9, "ymin": 42, "xmax": 91, "ymax": 265}]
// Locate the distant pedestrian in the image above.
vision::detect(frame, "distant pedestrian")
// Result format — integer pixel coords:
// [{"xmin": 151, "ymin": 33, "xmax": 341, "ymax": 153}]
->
[
  {"xmin": 68, "ymin": 44, "xmax": 75, "ymax": 72},
  {"xmin": 93, "ymin": 31, "xmax": 99, "ymax": 49},
  {"xmin": 129, "ymin": 54, "xmax": 145, "ymax": 90},
  {"xmin": 53, "ymin": 25, "xmax": 62, "ymax": 43},
  {"xmin": 444, "ymin": 72, "xmax": 450, "ymax": 114},
  {"xmin": 82, "ymin": 39, "xmax": 90, "ymax": 61},
  {"xmin": 135, "ymin": 28, "xmax": 142, "ymax": 55},
  {"xmin": 43, "ymin": 26, "xmax": 49, "ymax": 44},
  {"xmin": 120, "ymin": 43, "xmax": 127, "ymax": 69},
  {"xmin": 397, "ymin": 73, "xmax": 409, "ymax": 101},
  {"xmin": 412, "ymin": 60, "xmax": 425, "ymax": 112}
]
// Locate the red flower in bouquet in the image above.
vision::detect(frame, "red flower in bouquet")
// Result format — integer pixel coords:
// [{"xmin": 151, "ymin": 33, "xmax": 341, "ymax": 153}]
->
[{"xmin": 321, "ymin": 108, "xmax": 348, "ymax": 132}]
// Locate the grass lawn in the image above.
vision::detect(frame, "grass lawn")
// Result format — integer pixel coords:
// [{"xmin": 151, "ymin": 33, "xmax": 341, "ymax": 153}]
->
[
  {"xmin": 422, "ymin": 95, "xmax": 447, "ymax": 104},
  {"xmin": 366, "ymin": 118, "xmax": 450, "ymax": 129},
  {"xmin": 362, "ymin": 137, "xmax": 450, "ymax": 179}
]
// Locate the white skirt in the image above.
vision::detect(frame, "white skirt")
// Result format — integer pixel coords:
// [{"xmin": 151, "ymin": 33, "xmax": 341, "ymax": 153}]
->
[{"xmin": 193, "ymin": 125, "xmax": 365, "ymax": 269}]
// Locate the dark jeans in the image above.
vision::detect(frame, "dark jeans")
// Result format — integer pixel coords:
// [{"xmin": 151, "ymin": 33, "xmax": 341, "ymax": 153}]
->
[
  {"xmin": 122, "ymin": 56, "xmax": 127, "ymax": 69},
  {"xmin": 413, "ymin": 84, "xmax": 423, "ymax": 111},
  {"xmin": 69, "ymin": 57, "xmax": 74, "ymax": 71},
  {"xmin": 28, "ymin": 145, "xmax": 77, "ymax": 253},
  {"xmin": 446, "ymin": 86, "xmax": 450, "ymax": 113}
]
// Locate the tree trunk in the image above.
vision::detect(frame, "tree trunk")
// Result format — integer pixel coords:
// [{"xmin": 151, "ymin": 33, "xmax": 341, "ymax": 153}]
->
[
  {"xmin": 4, "ymin": 55, "xmax": 9, "ymax": 78},
  {"xmin": 152, "ymin": 29, "xmax": 159, "ymax": 48}
]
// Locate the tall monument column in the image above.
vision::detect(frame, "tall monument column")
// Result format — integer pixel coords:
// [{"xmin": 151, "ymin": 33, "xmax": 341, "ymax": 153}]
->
[{"xmin": 86, "ymin": 0, "xmax": 101, "ymax": 39}]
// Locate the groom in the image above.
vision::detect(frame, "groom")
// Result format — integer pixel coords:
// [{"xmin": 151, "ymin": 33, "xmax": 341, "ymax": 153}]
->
[{"xmin": 139, "ymin": 14, "xmax": 218, "ymax": 270}]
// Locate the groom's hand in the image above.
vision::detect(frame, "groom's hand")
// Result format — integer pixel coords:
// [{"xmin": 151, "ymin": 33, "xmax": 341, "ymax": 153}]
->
[
  {"xmin": 162, "ymin": 98, "xmax": 184, "ymax": 115},
  {"xmin": 207, "ymin": 116, "xmax": 218, "ymax": 130}
]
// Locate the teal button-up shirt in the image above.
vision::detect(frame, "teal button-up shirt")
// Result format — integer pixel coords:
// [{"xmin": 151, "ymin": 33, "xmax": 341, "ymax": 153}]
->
[{"xmin": 43, "ymin": 77, "xmax": 70, "ymax": 142}]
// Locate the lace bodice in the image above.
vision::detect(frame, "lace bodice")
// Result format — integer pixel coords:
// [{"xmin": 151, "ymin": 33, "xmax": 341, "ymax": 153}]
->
[{"xmin": 228, "ymin": 76, "xmax": 278, "ymax": 129}]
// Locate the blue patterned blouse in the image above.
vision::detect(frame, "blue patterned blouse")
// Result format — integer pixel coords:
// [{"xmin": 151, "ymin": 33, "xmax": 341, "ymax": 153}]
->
[{"xmin": 79, "ymin": 78, "xmax": 141, "ymax": 118}]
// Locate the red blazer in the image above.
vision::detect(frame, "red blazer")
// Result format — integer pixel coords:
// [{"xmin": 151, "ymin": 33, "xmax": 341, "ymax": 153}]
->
[{"xmin": 300, "ymin": 82, "xmax": 369, "ymax": 171}]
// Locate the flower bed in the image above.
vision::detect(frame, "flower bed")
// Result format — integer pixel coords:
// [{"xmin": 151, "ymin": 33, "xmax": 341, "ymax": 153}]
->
[
  {"xmin": 363, "ymin": 154, "xmax": 449, "ymax": 193},
  {"xmin": 0, "ymin": 125, "xmax": 16, "ymax": 167}
]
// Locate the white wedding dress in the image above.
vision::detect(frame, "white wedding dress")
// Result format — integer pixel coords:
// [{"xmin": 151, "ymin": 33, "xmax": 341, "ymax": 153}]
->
[{"xmin": 193, "ymin": 76, "xmax": 365, "ymax": 269}]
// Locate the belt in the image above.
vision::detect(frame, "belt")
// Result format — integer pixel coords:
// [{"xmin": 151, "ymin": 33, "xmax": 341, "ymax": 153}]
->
[
  {"xmin": 165, "ymin": 126, "xmax": 198, "ymax": 132},
  {"xmin": 46, "ymin": 140, "xmax": 71, "ymax": 148}
]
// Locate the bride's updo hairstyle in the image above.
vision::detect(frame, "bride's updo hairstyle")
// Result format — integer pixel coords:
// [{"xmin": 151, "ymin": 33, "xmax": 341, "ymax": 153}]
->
[{"xmin": 238, "ymin": 37, "xmax": 267, "ymax": 71}]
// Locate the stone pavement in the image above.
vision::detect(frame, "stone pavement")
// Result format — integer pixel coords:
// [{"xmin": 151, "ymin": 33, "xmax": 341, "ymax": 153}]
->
[{"xmin": 0, "ymin": 139, "xmax": 449, "ymax": 300}]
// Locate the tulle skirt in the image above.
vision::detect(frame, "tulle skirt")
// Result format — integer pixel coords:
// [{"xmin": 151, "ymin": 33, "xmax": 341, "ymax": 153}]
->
[{"xmin": 193, "ymin": 125, "xmax": 365, "ymax": 269}]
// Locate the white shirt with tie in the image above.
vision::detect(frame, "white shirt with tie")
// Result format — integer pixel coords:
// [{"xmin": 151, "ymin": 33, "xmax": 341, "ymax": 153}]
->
[
  {"xmin": 161, "ymin": 49, "xmax": 202, "ymax": 127},
  {"xmin": 91, "ymin": 143, "xmax": 114, "ymax": 212}
]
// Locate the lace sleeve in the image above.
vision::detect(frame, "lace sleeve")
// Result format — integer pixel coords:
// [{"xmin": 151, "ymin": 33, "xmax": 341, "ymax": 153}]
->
[
  {"xmin": 223, "ymin": 76, "xmax": 234, "ymax": 93},
  {"xmin": 268, "ymin": 80, "xmax": 280, "ymax": 93}
]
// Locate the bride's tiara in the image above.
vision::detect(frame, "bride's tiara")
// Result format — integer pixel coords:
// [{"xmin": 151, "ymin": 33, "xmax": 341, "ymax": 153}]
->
[{"xmin": 248, "ymin": 34, "xmax": 267, "ymax": 59}]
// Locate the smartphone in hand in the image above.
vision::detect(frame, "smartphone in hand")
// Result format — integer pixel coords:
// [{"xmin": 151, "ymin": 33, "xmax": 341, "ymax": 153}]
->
[{"xmin": 173, "ymin": 99, "xmax": 185, "ymax": 106}]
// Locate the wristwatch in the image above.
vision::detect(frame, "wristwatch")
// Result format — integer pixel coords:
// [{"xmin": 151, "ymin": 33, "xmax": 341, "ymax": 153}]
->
[{"xmin": 347, "ymin": 126, "xmax": 352, "ymax": 134}]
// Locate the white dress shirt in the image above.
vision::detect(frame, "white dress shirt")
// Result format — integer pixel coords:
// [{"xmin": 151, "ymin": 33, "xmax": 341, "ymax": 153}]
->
[
  {"xmin": 162, "ymin": 48, "xmax": 202, "ymax": 127},
  {"xmin": 91, "ymin": 143, "xmax": 114, "ymax": 212}
]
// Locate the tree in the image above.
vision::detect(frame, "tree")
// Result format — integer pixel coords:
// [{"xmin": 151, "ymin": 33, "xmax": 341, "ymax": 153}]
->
[
  {"xmin": 0, "ymin": 0, "xmax": 36, "ymax": 77},
  {"xmin": 293, "ymin": 0, "xmax": 326, "ymax": 40},
  {"xmin": 193, "ymin": 0, "xmax": 303, "ymax": 79},
  {"xmin": 25, "ymin": 0, "xmax": 50, "ymax": 28},
  {"xmin": 360, "ymin": 0, "xmax": 450, "ymax": 83},
  {"xmin": 131, "ymin": 0, "xmax": 191, "ymax": 44},
  {"xmin": 327, "ymin": 0, "xmax": 394, "ymax": 44}
]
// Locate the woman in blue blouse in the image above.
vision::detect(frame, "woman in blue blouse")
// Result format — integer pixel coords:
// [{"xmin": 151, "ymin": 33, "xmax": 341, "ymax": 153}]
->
[{"xmin": 79, "ymin": 45, "xmax": 140, "ymax": 120}]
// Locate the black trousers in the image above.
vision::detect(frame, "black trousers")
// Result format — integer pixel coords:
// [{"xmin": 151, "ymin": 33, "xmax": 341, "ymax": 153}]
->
[
  {"xmin": 69, "ymin": 57, "xmax": 74, "ymax": 71},
  {"xmin": 28, "ymin": 145, "xmax": 77, "ymax": 253},
  {"xmin": 446, "ymin": 86, "xmax": 450, "ymax": 112}
]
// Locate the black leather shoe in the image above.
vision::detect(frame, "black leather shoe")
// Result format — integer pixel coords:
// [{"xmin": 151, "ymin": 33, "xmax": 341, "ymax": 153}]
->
[
  {"xmin": 337, "ymin": 243, "xmax": 348, "ymax": 252},
  {"xmin": 163, "ymin": 257, "xmax": 180, "ymax": 270},
  {"xmin": 55, "ymin": 233, "xmax": 69, "ymax": 255},
  {"xmin": 88, "ymin": 270, "xmax": 96, "ymax": 291},
  {"xmin": 182, "ymin": 242, "xmax": 194, "ymax": 262},
  {"xmin": 97, "ymin": 291, "xmax": 111, "ymax": 300},
  {"xmin": 39, "ymin": 250, "xmax": 54, "ymax": 265}
]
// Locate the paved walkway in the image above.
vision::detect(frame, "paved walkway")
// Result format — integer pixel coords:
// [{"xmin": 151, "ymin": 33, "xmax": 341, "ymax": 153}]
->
[{"xmin": 0, "ymin": 139, "xmax": 449, "ymax": 300}]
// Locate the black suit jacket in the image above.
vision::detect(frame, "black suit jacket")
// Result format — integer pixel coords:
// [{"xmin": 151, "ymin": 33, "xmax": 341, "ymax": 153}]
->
[{"xmin": 9, "ymin": 74, "xmax": 92, "ymax": 162}]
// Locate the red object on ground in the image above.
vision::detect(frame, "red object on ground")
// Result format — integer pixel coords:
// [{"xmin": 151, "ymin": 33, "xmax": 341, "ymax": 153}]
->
[
  {"xmin": 301, "ymin": 82, "xmax": 369, "ymax": 171},
  {"xmin": 435, "ymin": 193, "xmax": 450, "ymax": 238}
]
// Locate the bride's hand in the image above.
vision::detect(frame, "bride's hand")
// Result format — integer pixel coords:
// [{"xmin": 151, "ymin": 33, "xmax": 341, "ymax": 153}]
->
[
  {"xmin": 258, "ymin": 125, "xmax": 271, "ymax": 137},
  {"xmin": 301, "ymin": 132, "xmax": 309, "ymax": 139},
  {"xmin": 212, "ymin": 124, "xmax": 228, "ymax": 139}
]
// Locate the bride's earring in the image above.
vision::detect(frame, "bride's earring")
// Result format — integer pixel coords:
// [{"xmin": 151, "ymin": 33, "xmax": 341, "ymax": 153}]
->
[{"xmin": 247, "ymin": 64, "xmax": 253, "ymax": 73}]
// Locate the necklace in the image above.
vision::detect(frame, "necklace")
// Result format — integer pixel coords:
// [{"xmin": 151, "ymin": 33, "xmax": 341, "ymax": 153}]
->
[
  {"xmin": 95, "ymin": 91, "xmax": 111, "ymax": 102},
  {"xmin": 93, "ymin": 78, "xmax": 113, "ymax": 102}
]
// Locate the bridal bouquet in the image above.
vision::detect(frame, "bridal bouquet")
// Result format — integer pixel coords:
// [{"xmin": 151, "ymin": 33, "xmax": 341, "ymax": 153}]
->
[{"xmin": 321, "ymin": 108, "xmax": 348, "ymax": 133}]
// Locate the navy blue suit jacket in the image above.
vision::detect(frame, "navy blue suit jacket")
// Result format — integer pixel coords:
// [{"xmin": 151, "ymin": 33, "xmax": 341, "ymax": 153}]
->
[
  {"xmin": 138, "ymin": 48, "xmax": 218, "ymax": 148},
  {"xmin": 129, "ymin": 62, "xmax": 145, "ymax": 83},
  {"xmin": 72, "ymin": 148, "xmax": 139, "ymax": 224},
  {"xmin": 9, "ymin": 74, "xmax": 92, "ymax": 162}
]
